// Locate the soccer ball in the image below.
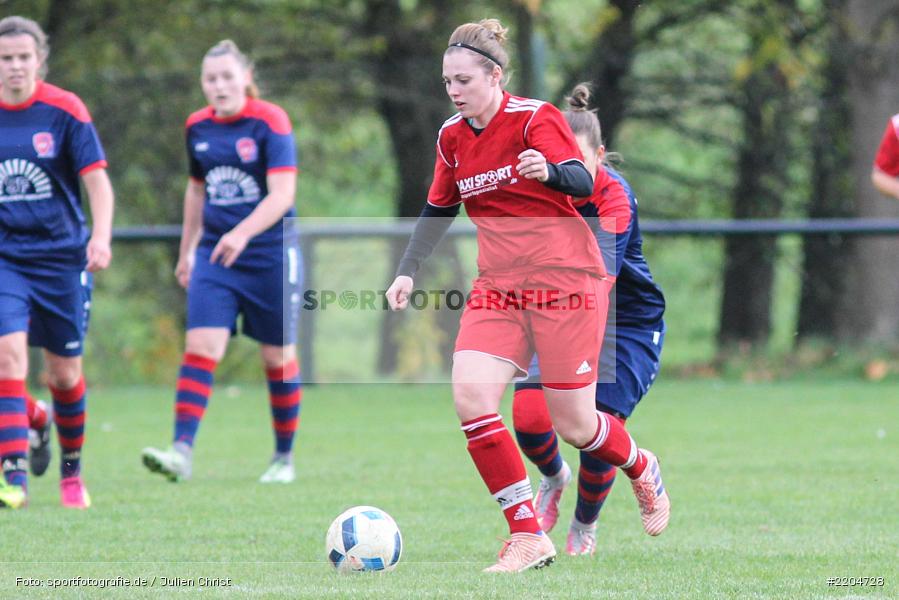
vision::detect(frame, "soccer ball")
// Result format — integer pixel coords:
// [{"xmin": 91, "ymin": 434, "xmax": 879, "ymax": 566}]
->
[{"xmin": 325, "ymin": 506, "xmax": 402, "ymax": 573}]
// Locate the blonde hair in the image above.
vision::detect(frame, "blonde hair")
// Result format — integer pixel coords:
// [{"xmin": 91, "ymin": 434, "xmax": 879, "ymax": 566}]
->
[
  {"xmin": 0, "ymin": 16, "xmax": 49, "ymax": 78},
  {"xmin": 446, "ymin": 19, "xmax": 510, "ymax": 83},
  {"xmin": 204, "ymin": 39, "xmax": 259, "ymax": 98}
]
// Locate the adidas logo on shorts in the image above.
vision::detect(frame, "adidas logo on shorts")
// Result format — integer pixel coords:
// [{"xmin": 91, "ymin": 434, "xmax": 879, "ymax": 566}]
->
[
  {"xmin": 575, "ymin": 360, "xmax": 592, "ymax": 375},
  {"xmin": 513, "ymin": 504, "xmax": 535, "ymax": 521}
]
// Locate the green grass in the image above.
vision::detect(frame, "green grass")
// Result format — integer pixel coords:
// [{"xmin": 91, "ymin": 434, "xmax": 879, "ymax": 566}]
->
[{"xmin": 2, "ymin": 381, "xmax": 897, "ymax": 599}]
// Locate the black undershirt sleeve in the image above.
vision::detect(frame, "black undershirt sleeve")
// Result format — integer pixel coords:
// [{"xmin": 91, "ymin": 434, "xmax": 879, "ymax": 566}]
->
[
  {"xmin": 542, "ymin": 159, "xmax": 594, "ymax": 197},
  {"xmin": 395, "ymin": 202, "xmax": 461, "ymax": 278}
]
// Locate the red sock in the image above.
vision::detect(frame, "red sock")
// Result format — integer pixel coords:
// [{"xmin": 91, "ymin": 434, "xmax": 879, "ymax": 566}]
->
[
  {"xmin": 511, "ymin": 388, "xmax": 552, "ymax": 434},
  {"xmin": 174, "ymin": 353, "xmax": 217, "ymax": 447},
  {"xmin": 579, "ymin": 412, "xmax": 647, "ymax": 479},
  {"xmin": 265, "ymin": 360, "xmax": 302, "ymax": 455},
  {"xmin": 0, "ymin": 380, "xmax": 28, "ymax": 488},
  {"xmin": 512, "ymin": 388, "xmax": 565, "ymax": 477},
  {"xmin": 49, "ymin": 377, "xmax": 87, "ymax": 478},
  {"xmin": 25, "ymin": 392, "xmax": 48, "ymax": 430},
  {"xmin": 462, "ymin": 414, "xmax": 541, "ymax": 534}
]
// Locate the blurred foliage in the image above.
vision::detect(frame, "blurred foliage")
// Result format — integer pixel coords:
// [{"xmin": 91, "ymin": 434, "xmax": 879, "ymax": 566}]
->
[{"xmin": 2, "ymin": 0, "xmax": 892, "ymax": 382}]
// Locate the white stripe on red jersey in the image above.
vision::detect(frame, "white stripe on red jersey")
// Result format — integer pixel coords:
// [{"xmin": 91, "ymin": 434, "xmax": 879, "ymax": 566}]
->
[{"xmin": 426, "ymin": 91, "xmax": 605, "ymax": 278}]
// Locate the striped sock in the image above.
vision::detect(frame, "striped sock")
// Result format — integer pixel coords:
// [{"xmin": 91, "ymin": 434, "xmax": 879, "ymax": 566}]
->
[
  {"xmin": 265, "ymin": 360, "xmax": 302, "ymax": 455},
  {"xmin": 462, "ymin": 413, "xmax": 541, "ymax": 535},
  {"xmin": 50, "ymin": 377, "xmax": 87, "ymax": 478},
  {"xmin": 173, "ymin": 353, "xmax": 217, "ymax": 447},
  {"xmin": 512, "ymin": 388, "xmax": 563, "ymax": 477},
  {"xmin": 574, "ymin": 451, "xmax": 617, "ymax": 525},
  {"xmin": 0, "ymin": 380, "xmax": 28, "ymax": 488},
  {"xmin": 579, "ymin": 412, "xmax": 648, "ymax": 479},
  {"xmin": 25, "ymin": 392, "xmax": 48, "ymax": 429}
]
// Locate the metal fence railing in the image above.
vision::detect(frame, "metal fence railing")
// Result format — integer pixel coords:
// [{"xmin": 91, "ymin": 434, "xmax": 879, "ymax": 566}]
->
[
  {"xmin": 111, "ymin": 218, "xmax": 899, "ymax": 244},
  {"xmin": 110, "ymin": 218, "xmax": 899, "ymax": 383}
]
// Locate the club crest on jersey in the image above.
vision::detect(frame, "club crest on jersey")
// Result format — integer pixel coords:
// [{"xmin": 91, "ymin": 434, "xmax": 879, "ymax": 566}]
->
[
  {"xmin": 236, "ymin": 137, "xmax": 258, "ymax": 163},
  {"xmin": 456, "ymin": 164, "xmax": 515, "ymax": 199},
  {"xmin": 32, "ymin": 132, "xmax": 55, "ymax": 158}
]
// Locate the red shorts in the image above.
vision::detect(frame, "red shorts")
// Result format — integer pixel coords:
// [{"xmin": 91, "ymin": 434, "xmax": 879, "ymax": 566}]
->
[{"xmin": 454, "ymin": 269, "xmax": 609, "ymax": 389}]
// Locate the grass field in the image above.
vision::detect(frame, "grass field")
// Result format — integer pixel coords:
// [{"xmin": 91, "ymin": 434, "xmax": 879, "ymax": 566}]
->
[{"xmin": 1, "ymin": 380, "xmax": 896, "ymax": 599}]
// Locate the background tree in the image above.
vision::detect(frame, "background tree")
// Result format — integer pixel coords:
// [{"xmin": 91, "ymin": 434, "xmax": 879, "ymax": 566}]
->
[
  {"xmin": 796, "ymin": 0, "xmax": 853, "ymax": 341},
  {"xmin": 836, "ymin": 0, "xmax": 899, "ymax": 341},
  {"xmin": 7, "ymin": 0, "xmax": 896, "ymax": 382},
  {"xmin": 717, "ymin": 1, "xmax": 809, "ymax": 351}
]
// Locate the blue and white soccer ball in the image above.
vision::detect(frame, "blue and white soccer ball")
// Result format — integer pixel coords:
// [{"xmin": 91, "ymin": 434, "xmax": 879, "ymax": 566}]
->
[{"xmin": 325, "ymin": 506, "xmax": 402, "ymax": 573}]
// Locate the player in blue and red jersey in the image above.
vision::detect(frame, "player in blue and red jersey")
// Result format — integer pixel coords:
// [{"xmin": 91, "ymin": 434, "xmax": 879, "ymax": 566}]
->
[
  {"xmin": 512, "ymin": 84, "xmax": 668, "ymax": 555},
  {"xmin": 385, "ymin": 20, "xmax": 669, "ymax": 572},
  {"xmin": 0, "ymin": 16, "xmax": 114, "ymax": 509},
  {"xmin": 141, "ymin": 40, "xmax": 302, "ymax": 485}
]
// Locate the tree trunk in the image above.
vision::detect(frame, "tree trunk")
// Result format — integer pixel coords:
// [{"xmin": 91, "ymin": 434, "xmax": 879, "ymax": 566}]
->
[
  {"xmin": 514, "ymin": 3, "xmax": 536, "ymax": 98},
  {"xmin": 559, "ymin": 0, "xmax": 640, "ymax": 146},
  {"xmin": 797, "ymin": 0, "xmax": 853, "ymax": 339},
  {"xmin": 717, "ymin": 6, "xmax": 794, "ymax": 349},
  {"xmin": 835, "ymin": 0, "xmax": 899, "ymax": 341},
  {"xmin": 365, "ymin": 1, "xmax": 462, "ymax": 374}
]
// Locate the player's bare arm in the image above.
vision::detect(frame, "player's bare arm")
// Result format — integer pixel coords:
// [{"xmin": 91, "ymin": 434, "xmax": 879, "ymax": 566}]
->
[
  {"xmin": 176, "ymin": 178, "xmax": 205, "ymax": 288},
  {"xmin": 871, "ymin": 166, "xmax": 899, "ymax": 201},
  {"xmin": 210, "ymin": 170, "xmax": 296, "ymax": 268},
  {"xmin": 82, "ymin": 167, "xmax": 114, "ymax": 272}
]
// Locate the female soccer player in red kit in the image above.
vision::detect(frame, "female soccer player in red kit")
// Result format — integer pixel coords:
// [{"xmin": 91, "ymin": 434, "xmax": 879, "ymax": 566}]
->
[
  {"xmin": 141, "ymin": 40, "xmax": 302, "ymax": 484},
  {"xmin": 385, "ymin": 19, "xmax": 670, "ymax": 572},
  {"xmin": 0, "ymin": 16, "xmax": 114, "ymax": 509}
]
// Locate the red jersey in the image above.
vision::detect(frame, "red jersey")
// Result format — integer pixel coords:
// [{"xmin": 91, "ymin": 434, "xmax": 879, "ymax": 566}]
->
[
  {"xmin": 427, "ymin": 92, "xmax": 606, "ymax": 279},
  {"xmin": 874, "ymin": 114, "xmax": 899, "ymax": 176}
]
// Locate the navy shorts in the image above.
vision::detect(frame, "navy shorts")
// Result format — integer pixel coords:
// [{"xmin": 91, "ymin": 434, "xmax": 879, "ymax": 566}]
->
[
  {"xmin": 0, "ymin": 258, "xmax": 92, "ymax": 357},
  {"xmin": 515, "ymin": 322, "xmax": 665, "ymax": 419},
  {"xmin": 186, "ymin": 242, "xmax": 302, "ymax": 346}
]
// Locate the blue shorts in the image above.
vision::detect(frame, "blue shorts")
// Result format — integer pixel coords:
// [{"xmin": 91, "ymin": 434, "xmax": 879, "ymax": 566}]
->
[
  {"xmin": 515, "ymin": 322, "xmax": 665, "ymax": 419},
  {"xmin": 0, "ymin": 258, "xmax": 92, "ymax": 357},
  {"xmin": 186, "ymin": 243, "xmax": 302, "ymax": 346}
]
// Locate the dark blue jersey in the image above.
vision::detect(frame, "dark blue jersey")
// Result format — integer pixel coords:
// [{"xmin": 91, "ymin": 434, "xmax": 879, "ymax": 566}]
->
[
  {"xmin": 0, "ymin": 81, "xmax": 107, "ymax": 267},
  {"xmin": 577, "ymin": 166, "xmax": 665, "ymax": 328},
  {"xmin": 185, "ymin": 98, "xmax": 297, "ymax": 257}
]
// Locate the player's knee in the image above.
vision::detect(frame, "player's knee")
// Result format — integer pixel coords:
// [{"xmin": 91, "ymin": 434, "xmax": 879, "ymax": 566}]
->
[
  {"xmin": 0, "ymin": 350, "xmax": 27, "ymax": 379},
  {"xmin": 553, "ymin": 417, "xmax": 594, "ymax": 448},
  {"xmin": 260, "ymin": 345, "xmax": 295, "ymax": 370},
  {"xmin": 184, "ymin": 340, "xmax": 226, "ymax": 362},
  {"xmin": 47, "ymin": 363, "xmax": 82, "ymax": 390},
  {"xmin": 511, "ymin": 388, "xmax": 552, "ymax": 433},
  {"xmin": 0, "ymin": 335, "xmax": 28, "ymax": 378},
  {"xmin": 452, "ymin": 382, "xmax": 495, "ymax": 420}
]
